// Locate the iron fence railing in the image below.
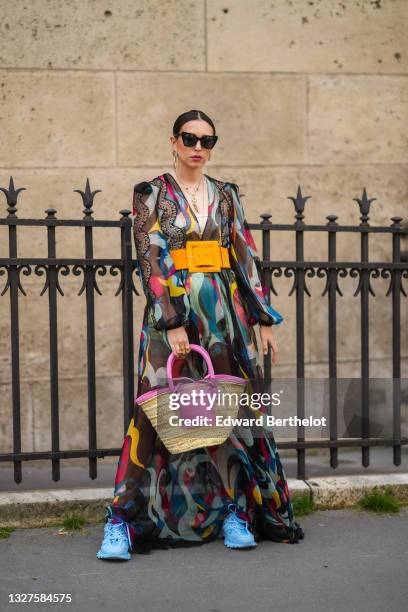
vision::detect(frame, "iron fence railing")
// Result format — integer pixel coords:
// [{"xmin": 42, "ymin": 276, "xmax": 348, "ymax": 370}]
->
[
  {"xmin": 256, "ymin": 186, "xmax": 407, "ymax": 478},
  {"xmin": 0, "ymin": 177, "xmax": 407, "ymax": 482}
]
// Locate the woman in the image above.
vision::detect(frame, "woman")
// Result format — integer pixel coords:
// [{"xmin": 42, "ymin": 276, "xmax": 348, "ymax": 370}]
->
[{"xmin": 97, "ymin": 109, "xmax": 304, "ymax": 560}]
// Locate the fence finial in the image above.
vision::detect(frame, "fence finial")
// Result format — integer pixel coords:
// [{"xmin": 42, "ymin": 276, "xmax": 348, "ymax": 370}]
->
[
  {"xmin": 390, "ymin": 216, "xmax": 403, "ymax": 226},
  {"xmin": 0, "ymin": 176, "xmax": 26, "ymax": 218},
  {"xmin": 353, "ymin": 187, "xmax": 376, "ymax": 224},
  {"xmin": 326, "ymin": 214, "xmax": 338, "ymax": 225},
  {"xmin": 260, "ymin": 212, "xmax": 272, "ymax": 224},
  {"xmin": 74, "ymin": 177, "xmax": 101, "ymax": 218},
  {"xmin": 287, "ymin": 185, "xmax": 311, "ymax": 222}
]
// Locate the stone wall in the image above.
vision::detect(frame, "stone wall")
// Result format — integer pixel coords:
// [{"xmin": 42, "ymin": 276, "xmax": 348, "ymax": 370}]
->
[{"xmin": 0, "ymin": 0, "xmax": 407, "ymax": 452}]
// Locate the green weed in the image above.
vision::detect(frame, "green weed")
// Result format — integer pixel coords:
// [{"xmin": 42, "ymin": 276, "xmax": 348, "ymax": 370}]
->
[
  {"xmin": 292, "ymin": 492, "xmax": 315, "ymax": 516},
  {"xmin": 358, "ymin": 487, "xmax": 401, "ymax": 513},
  {"xmin": 63, "ymin": 514, "xmax": 86, "ymax": 530},
  {"xmin": 0, "ymin": 527, "xmax": 15, "ymax": 539}
]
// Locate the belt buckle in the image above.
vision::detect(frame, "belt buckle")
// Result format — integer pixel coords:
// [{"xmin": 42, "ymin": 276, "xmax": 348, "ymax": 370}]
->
[{"xmin": 186, "ymin": 240, "xmax": 222, "ymax": 272}]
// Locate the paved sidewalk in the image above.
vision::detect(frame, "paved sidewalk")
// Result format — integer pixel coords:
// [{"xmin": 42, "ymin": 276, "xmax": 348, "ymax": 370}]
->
[
  {"xmin": 1, "ymin": 473, "xmax": 407, "ymax": 527},
  {"xmin": 1, "ymin": 507, "xmax": 407, "ymax": 612}
]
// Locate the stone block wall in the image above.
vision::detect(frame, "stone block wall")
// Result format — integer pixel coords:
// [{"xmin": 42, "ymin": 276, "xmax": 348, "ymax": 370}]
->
[{"xmin": 0, "ymin": 1, "xmax": 406, "ymax": 451}]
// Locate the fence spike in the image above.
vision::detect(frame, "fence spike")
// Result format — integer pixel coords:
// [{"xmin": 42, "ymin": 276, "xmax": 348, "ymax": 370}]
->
[
  {"xmin": 287, "ymin": 185, "xmax": 311, "ymax": 221},
  {"xmin": 73, "ymin": 177, "xmax": 101, "ymax": 218},
  {"xmin": 353, "ymin": 187, "xmax": 376, "ymax": 224},
  {"xmin": 0, "ymin": 176, "xmax": 26, "ymax": 217}
]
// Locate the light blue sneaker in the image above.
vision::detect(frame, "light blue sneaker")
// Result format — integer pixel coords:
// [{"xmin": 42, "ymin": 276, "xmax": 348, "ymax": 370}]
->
[
  {"xmin": 222, "ymin": 503, "xmax": 257, "ymax": 549},
  {"xmin": 96, "ymin": 516, "xmax": 132, "ymax": 561}
]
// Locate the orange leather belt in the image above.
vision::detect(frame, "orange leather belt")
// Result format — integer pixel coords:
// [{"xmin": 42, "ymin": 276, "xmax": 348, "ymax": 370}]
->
[{"xmin": 170, "ymin": 240, "xmax": 231, "ymax": 273}]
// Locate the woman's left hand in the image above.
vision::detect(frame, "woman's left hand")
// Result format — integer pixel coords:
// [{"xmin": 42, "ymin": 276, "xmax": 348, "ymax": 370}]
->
[{"xmin": 259, "ymin": 325, "xmax": 279, "ymax": 364}]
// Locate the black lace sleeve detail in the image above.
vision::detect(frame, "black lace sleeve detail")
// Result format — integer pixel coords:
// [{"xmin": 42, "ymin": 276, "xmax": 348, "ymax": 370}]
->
[{"xmin": 132, "ymin": 181, "xmax": 190, "ymax": 331}]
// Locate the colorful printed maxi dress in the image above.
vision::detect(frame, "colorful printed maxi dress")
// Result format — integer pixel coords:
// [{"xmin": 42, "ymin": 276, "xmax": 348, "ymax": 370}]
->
[{"xmin": 106, "ymin": 172, "xmax": 304, "ymax": 552}]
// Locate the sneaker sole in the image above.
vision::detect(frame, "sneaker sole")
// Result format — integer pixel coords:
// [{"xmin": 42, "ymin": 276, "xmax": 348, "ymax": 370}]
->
[
  {"xmin": 96, "ymin": 550, "xmax": 131, "ymax": 561},
  {"xmin": 224, "ymin": 539, "xmax": 257, "ymax": 549}
]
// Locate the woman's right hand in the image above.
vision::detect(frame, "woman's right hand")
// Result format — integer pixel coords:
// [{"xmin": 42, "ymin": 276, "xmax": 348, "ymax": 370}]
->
[{"xmin": 167, "ymin": 326, "xmax": 190, "ymax": 358}]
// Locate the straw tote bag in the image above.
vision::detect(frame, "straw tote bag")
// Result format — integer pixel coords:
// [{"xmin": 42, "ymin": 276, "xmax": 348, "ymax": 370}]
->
[{"xmin": 135, "ymin": 344, "xmax": 248, "ymax": 454}]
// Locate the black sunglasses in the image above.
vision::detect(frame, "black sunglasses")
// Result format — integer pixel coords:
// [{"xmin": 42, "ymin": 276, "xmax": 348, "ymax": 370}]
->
[{"xmin": 176, "ymin": 131, "xmax": 218, "ymax": 149}]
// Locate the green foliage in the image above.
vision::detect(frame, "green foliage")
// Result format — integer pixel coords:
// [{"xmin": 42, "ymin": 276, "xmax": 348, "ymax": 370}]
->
[
  {"xmin": 0, "ymin": 527, "xmax": 15, "ymax": 539},
  {"xmin": 358, "ymin": 486, "xmax": 401, "ymax": 513},
  {"xmin": 63, "ymin": 514, "xmax": 86, "ymax": 530},
  {"xmin": 292, "ymin": 492, "xmax": 315, "ymax": 516}
]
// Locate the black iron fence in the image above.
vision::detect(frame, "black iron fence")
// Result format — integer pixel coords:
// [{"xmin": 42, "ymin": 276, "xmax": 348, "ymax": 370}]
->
[
  {"xmin": 256, "ymin": 187, "xmax": 407, "ymax": 478},
  {"xmin": 0, "ymin": 177, "xmax": 407, "ymax": 482}
]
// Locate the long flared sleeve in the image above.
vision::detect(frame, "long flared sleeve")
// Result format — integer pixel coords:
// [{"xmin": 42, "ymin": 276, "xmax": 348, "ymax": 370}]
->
[
  {"xmin": 227, "ymin": 182, "xmax": 284, "ymax": 327},
  {"xmin": 132, "ymin": 180, "xmax": 191, "ymax": 331}
]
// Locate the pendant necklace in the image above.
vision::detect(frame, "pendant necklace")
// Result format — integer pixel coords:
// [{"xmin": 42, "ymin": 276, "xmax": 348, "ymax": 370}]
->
[{"xmin": 175, "ymin": 172, "xmax": 205, "ymax": 217}]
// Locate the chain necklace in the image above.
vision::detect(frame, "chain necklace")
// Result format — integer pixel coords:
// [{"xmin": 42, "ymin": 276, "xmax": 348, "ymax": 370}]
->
[{"xmin": 174, "ymin": 172, "xmax": 205, "ymax": 216}]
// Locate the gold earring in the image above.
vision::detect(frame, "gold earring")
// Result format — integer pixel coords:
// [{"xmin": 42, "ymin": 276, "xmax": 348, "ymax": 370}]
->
[{"xmin": 173, "ymin": 151, "xmax": 178, "ymax": 170}]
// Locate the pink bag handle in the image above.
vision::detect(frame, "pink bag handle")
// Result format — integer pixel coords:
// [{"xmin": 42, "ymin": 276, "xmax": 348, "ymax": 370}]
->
[{"xmin": 166, "ymin": 343, "xmax": 215, "ymax": 388}]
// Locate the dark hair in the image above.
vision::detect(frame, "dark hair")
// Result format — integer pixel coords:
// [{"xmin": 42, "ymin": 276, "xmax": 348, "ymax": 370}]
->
[{"xmin": 172, "ymin": 109, "xmax": 216, "ymax": 137}]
